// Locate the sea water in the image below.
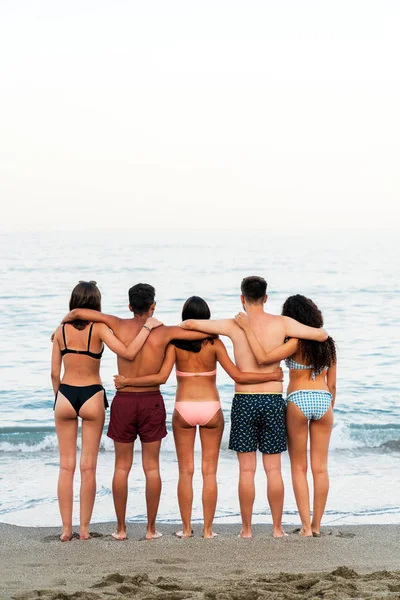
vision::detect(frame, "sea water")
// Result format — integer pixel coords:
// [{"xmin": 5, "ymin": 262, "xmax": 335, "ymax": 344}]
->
[{"xmin": 0, "ymin": 229, "xmax": 399, "ymax": 527}]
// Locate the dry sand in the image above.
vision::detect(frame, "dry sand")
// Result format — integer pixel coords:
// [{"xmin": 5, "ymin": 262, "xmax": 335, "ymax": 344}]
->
[{"xmin": 1, "ymin": 522, "xmax": 399, "ymax": 599}]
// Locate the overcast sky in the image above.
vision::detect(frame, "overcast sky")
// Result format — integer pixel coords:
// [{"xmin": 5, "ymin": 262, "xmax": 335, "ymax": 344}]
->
[{"xmin": 0, "ymin": 1, "xmax": 399, "ymax": 231}]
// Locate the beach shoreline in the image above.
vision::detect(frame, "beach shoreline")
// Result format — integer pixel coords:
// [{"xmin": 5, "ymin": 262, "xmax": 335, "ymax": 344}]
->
[{"xmin": 1, "ymin": 522, "xmax": 399, "ymax": 599}]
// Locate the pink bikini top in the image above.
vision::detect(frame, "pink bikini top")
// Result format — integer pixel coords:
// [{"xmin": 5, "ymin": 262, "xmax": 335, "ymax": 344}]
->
[{"xmin": 176, "ymin": 369, "xmax": 217, "ymax": 377}]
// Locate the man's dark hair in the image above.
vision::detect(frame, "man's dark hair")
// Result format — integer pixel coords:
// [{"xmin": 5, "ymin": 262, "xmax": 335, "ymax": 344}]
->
[
  {"xmin": 241, "ymin": 276, "xmax": 267, "ymax": 304},
  {"xmin": 128, "ymin": 283, "xmax": 156, "ymax": 315}
]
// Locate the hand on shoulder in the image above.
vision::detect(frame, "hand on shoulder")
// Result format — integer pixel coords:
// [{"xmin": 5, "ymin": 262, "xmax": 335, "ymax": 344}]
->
[
  {"xmin": 234, "ymin": 312, "xmax": 249, "ymax": 330},
  {"xmin": 145, "ymin": 317, "xmax": 163, "ymax": 330}
]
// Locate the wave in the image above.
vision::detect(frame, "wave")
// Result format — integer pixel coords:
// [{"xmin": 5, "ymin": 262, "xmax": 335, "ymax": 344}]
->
[
  {"xmin": 1, "ymin": 421, "xmax": 400, "ymax": 455},
  {"xmin": 0, "ymin": 434, "xmax": 115, "ymax": 454},
  {"xmin": 329, "ymin": 422, "xmax": 400, "ymax": 452}
]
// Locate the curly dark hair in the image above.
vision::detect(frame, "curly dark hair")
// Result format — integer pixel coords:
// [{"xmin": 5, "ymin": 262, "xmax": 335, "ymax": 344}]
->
[
  {"xmin": 172, "ymin": 296, "xmax": 215, "ymax": 353},
  {"xmin": 282, "ymin": 294, "xmax": 336, "ymax": 372}
]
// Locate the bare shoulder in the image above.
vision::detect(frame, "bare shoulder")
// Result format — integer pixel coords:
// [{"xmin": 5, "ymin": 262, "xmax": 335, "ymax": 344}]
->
[
  {"xmin": 264, "ymin": 312, "xmax": 283, "ymax": 321},
  {"xmin": 109, "ymin": 316, "xmax": 136, "ymax": 335},
  {"xmin": 153, "ymin": 324, "xmax": 173, "ymax": 337},
  {"xmin": 212, "ymin": 337, "xmax": 225, "ymax": 351},
  {"xmin": 53, "ymin": 324, "xmax": 63, "ymax": 341},
  {"xmin": 267, "ymin": 313, "xmax": 286, "ymax": 328},
  {"xmin": 253, "ymin": 312, "xmax": 284, "ymax": 330},
  {"xmin": 92, "ymin": 322, "xmax": 108, "ymax": 337}
]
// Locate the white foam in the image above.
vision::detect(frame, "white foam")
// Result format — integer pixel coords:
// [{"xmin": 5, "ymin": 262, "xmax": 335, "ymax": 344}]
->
[{"xmin": 329, "ymin": 422, "xmax": 363, "ymax": 451}]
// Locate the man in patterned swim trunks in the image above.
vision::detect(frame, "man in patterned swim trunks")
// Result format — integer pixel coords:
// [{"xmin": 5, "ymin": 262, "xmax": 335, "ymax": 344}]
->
[{"xmin": 181, "ymin": 276, "xmax": 328, "ymax": 538}]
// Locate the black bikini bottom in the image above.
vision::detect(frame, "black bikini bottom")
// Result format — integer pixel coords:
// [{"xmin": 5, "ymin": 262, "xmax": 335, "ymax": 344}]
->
[{"xmin": 55, "ymin": 384, "xmax": 109, "ymax": 415}]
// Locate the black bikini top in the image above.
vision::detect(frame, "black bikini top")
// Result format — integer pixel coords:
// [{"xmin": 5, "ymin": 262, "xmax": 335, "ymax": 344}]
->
[{"xmin": 61, "ymin": 323, "xmax": 104, "ymax": 360}]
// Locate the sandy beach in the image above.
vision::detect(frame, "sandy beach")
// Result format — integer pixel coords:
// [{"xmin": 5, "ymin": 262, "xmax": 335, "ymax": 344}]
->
[{"xmin": 1, "ymin": 523, "xmax": 399, "ymax": 599}]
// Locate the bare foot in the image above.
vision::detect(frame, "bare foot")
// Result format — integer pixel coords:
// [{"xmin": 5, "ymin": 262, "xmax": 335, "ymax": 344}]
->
[
  {"xmin": 311, "ymin": 522, "xmax": 321, "ymax": 536},
  {"xmin": 299, "ymin": 527, "xmax": 313, "ymax": 537},
  {"xmin": 60, "ymin": 531, "xmax": 73, "ymax": 542},
  {"xmin": 202, "ymin": 531, "xmax": 219, "ymax": 539},
  {"xmin": 145, "ymin": 530, "xmax": 163, "ymax": 540},
  {"xmin": 238, "ymin": 530, "xmax": 252, "ymax": 539},
  {"xmin": 79, "ymin": 531, "xmax": 91, "ymax": 541},
  {"xmin": 112, "ymin": 530, "xmax": 127, "ymax": 541},
  {"xmin": 273, "ymin": 527, "xmax": 288, "ymax": 538},
  {"xmin": 175, "ymin": 529, "xmax": 193, "ymax": 538}
]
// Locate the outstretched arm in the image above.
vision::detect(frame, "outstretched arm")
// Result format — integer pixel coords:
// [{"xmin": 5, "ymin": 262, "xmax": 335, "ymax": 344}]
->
[
  {"xmin": 96, "ymin": 321, "xmax": 159, "ymax": 360},
  {"xmin": 51, "ymin": 328, "xmax": 62, "ymax": 394},
  {"xmin": 235, "ymin": 313, "xmax": 299, "ymax": 365},
  {"xmin": 62, "ymin": 308, "xmax": 121, "ymax": 332},
  {"xmin": 327, "ymin": 362, "xmax": 337, "ymax": 406},
  {"xmin": 114, "ymin": 345, "xmax": 176, "ymax": 388},
  {"xmin": 283, "ymin": 316, "xmax": 328, "ymax": 342},
  {"xmin": 164, "ymin": 326, "xmax": 215, "ymax": 344},
  {"xmin": 180, "ymin": 319, "xmax": 235, "ymax": 338},
  {"xmin": 214, "ymin": 340, "xmax": 283, "ymax": 384}
]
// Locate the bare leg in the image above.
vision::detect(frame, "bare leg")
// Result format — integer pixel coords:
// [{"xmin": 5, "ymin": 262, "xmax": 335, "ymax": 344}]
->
[
  {"xmin": 310, "ymin": 406, "xmax": 334, "ymax": 535},
  {"xmin": 286, "ymin": 402, "xmax": 312, "ymax": 537},
  {"xmin": 172, "ymin": 409, "xmax": 196, "ymax": 537},
  {"xmin": 55, "ymin": 393, "xmax": 78, "ymax": 541},
  {"xmin": 142, "ymin": 440, "xmax": 162, "ymax": 539},
  {"xmin": 262, "ymin": 453, "xmax": 286, "ymax": 537},
  {"xmin": 112, "ymin": 441, "xmax": 134, "ymax": 540},
  {"xmin": 237, "ymin": 452, "xmax": 257, "ymax": 538},
  {"xmin": 78, "ymin": 392, "xmax": 105, "ymax": 540},
  {"xmin": 199, "ymin": 409, "xmax": 224, "ymax": 538}
]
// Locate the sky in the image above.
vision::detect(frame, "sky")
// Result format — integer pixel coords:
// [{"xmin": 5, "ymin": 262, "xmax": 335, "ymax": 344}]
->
[{"xmin": 0, "ymin": 0, "xmax": 399, "ymax": 231}]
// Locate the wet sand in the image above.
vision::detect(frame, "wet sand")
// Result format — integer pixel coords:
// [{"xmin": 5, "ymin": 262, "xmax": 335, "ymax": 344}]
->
[{"xmin": 1, "ymin": 523, "xmax": 399, "ymax": 599}]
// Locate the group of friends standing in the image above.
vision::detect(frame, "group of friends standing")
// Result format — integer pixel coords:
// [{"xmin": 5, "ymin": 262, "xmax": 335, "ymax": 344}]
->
[{"xmin": 51, "ymin": 276, "xmax": 337, "ymax": 542}]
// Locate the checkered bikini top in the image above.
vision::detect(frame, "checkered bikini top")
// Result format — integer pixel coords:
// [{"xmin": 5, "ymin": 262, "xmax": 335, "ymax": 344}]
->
[{"xmin": 285, "ymin": 357, "xmax": 327, "ymax": 381}]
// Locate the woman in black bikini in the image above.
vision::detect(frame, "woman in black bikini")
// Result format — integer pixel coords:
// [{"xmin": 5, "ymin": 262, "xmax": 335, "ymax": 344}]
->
[{"xmin": 51, "ymin": 281, "xmax": 161, "ymax": 541}]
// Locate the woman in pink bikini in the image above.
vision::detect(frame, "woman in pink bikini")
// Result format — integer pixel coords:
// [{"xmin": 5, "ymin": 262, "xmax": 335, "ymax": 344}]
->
[{"xmin": 113, "ymin": 296, "xmax": 283, "ymax": 539}]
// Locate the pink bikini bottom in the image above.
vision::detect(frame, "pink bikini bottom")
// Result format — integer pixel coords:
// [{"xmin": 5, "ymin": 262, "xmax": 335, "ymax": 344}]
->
[{"xmin": 174, "ymin": 401, "xmax": 221, "ymax": 427}]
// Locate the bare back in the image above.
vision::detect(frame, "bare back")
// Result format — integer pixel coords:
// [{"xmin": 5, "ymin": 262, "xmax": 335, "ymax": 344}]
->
[
  {"xmin": 175, "ymin": 341, "xmax": 219, "ymax": 402},
  {"xmin": 57, "ymin": 323, "xmax": 103, "ymax": 386},
  {"xmin": 111, "ymin": 319, "xmax": 171, "ymax": 392},
  {"xmin": 230, "ymin": 313, "xmax": 286, "ymax": 393}
]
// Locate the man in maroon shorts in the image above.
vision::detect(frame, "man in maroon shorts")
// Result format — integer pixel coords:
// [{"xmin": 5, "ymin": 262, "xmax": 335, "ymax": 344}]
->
[{"xmin": 66, "ymin": 283, "xmax": 208, "ymax": 540}]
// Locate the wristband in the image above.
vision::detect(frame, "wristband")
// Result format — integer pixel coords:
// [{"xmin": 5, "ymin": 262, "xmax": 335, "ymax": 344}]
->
[{"xmin": 143, "ymin": 324, "xmax": 152, "ymax": 332}]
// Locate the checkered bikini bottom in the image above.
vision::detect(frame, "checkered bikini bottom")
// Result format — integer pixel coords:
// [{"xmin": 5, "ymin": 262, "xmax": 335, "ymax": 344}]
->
[{"xmin": 286, "ymin": 390, "xmax": 332, "ymax": 420}]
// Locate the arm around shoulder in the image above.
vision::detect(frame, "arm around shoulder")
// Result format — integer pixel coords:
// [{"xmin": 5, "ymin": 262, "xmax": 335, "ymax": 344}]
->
[
  {"xmin": 180, "ymin": 319, "xmax": 235, "ymax": 337},
  {"xmin": 97, "ymin": 322, "xmax": 151, "ymax": 360},
  {"xmin": 283, "ymin": 316, "xmax": 328, "ymax": 342},
  {"xmin": 63, "ymin": 309, "xmax": 121, "ymax": 332}
]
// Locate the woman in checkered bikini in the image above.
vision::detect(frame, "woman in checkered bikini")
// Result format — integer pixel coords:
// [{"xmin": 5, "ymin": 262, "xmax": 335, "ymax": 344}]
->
[{"xmin": 235, "ymin": 295, "xmax": 337, "ymax": 538}]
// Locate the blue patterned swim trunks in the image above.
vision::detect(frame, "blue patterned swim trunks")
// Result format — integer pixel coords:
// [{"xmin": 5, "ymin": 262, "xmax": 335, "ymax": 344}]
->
[{"xmin": 229, "ymin": 393, "xmax": 287, "ymax": 454}]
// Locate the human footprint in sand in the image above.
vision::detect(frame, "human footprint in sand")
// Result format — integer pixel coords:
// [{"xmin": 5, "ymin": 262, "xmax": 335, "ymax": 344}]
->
[
  {"xmin": 52, "ymin": 281, "xmax": 161, "ymax": 541},
  {"xmin": 114, "ymin": 296, "xmax": 283, "ymax": 539}
]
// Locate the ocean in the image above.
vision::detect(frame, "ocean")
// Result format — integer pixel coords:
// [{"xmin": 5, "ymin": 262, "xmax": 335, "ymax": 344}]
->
[{"xmin": 0, "ymin": 229, "xmax": 399, "ymax": 528}]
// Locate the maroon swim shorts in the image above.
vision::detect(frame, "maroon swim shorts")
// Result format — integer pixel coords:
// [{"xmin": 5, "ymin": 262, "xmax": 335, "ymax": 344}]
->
[{"xmin": 107, "ymin": 391, "xmax": 167, "ymax": 444}]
